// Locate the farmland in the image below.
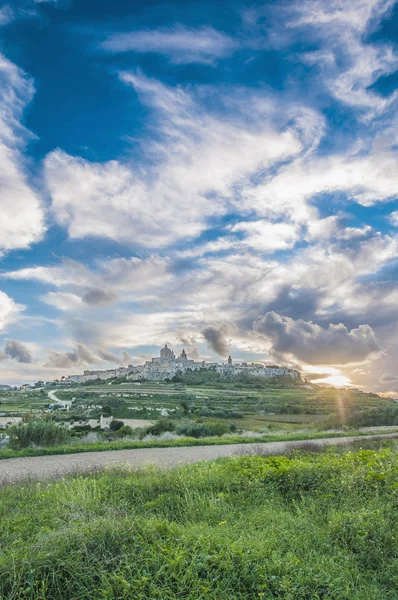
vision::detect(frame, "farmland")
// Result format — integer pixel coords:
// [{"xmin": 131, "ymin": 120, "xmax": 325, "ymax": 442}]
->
[
  {"xmin": 51, "ymin": 379, "xmax": 398, "ymax": 430},
  {"xmin": 2, "ymin": 377, "xmax": 398, "ymax": 460},
  {"xmin": 2, "ymin": 379, "xmax": 398, "ymax": 433}
]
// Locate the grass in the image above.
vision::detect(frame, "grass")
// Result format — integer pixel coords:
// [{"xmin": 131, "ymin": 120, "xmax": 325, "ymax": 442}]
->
[
  {"xmin": 1, "ymin": 428, "xmax": 398, "ymax": 460},
  {"xmin": 53, "ymin": 380, "xmax": 398, "ymax": 429},
  {"xmin": 1, "ymin": 443, "xmax": 398, "ymax": 598}
]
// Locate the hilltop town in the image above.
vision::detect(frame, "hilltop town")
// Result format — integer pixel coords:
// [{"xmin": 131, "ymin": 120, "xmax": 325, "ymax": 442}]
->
[{"xmin": 65, "ymin": 344, "xmax": 300, "ymax": 384}]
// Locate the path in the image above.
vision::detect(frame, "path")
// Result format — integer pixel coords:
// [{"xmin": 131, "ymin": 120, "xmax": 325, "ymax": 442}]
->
[
  {"xmin": 47, "ymin": 389, "xmax": 61, "ymax": 404},
  {"xmin": 1, "ymin": 433, "xmax": 398, "ymax": 485}
]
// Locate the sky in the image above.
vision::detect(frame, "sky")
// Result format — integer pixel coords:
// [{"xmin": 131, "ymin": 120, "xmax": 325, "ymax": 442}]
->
[{"xmin": 0, "ymin": 0, "xmax": 397, "ymax": 390}]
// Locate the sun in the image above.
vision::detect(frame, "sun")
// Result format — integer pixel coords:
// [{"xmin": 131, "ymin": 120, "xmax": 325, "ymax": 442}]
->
[{"xmin": 313, "ymin": 375, "xmax": 352, "ymax": 388}]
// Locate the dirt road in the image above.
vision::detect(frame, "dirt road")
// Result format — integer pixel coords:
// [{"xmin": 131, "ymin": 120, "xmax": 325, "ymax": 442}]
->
[{"xmin": 1, "ymin": 433, "xmax": 397, "ymax": 485}]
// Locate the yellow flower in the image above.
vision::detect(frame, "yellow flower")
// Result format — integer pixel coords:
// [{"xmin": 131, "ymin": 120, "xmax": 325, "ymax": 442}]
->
[{"xmin": 218, "ymin": 520, "xmax": 227, "ymax": 526}]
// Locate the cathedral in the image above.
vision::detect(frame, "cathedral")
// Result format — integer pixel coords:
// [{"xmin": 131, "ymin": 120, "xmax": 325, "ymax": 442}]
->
[{"xmin": 160, "ymin": 344, "xmax": 175, "ymax": 361}]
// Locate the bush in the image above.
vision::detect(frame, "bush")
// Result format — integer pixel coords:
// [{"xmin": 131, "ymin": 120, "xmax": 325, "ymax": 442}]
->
[
  {"xmin": 8, "ymin": 419, "xmax": 70, "ymax": 449},
  {"xmin": 176, "ymin": 424, "xmax": 210, "ymax": 438},
  {"xmin": 117, "ymin": 425, "xmax": 133, "ymax": 437},
  {"xmin": 206, "ymin": 423, "xmax": 230, "ymax": 436},
  {"xmin": 199, "ymin": 408, "xmax": 244, "ymax": 418},
  {"xmin": 72, "ymin": 425, "xmax": 92, "ymax": 433},
  {"xmin": 109, "ymin": 420, "xmax": 124, "ymax": 432},
  {"xmin": 146, "ymin": 420, "xmax": 176, "ymax": 436},
  {"xmin": 176, "ymin": 423, "xmax": 230, "ymax": 438}
]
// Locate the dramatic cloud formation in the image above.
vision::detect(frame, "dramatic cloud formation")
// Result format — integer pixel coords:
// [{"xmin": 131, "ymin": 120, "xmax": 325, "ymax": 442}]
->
[
  {"xmin": 0, "ymin": 0, "xmax": 397, "ymax": 390},
  {"xmin": 44, "ymin": 73, "xmax": 308, "ymax": 248},
  {"xmin": 254, "ymin": 312, "xmax": 381, "ymax": 364}
]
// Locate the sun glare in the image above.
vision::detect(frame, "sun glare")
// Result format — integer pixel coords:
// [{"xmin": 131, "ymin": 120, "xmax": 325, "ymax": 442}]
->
[{"xmin": 313, "ymin": 375, "xmax": 352, "ymax": 387}]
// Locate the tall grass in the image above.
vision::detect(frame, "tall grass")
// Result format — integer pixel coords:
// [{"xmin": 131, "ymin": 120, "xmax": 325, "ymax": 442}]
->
[
  {"xmin": 1, "ymin": 446, "xmax": 398, "ymax": 598},
  {"xmin": 7, "ymin": 419, "xmax": 70, "ymax": 449}
]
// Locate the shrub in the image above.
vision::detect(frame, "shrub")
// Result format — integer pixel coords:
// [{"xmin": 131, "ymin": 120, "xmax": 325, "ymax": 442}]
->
[
  {"xmin": 176, "ymin": 423, "xmax": 210, "ymax": 438},
  {"xmin": 146, "ymin": 420, "xmax": 176, "ymax": 436},
  {"xmin": 117, "ymin": 425, "xmax": 133, "ymax": 437},
  {"xmin": 72, "ymin": 425, "xmax": 92, "ymax": 433},
  {"xmin": 8, "ymin": 419, "xmax": 70, "ymax": 449},
  {"xmin": 206, "ymin": 423, "xmax": 230, "ymax": 436},
  {"xmin": 109, "ymin": 420, "xmax": 124, "ymax": 432}
]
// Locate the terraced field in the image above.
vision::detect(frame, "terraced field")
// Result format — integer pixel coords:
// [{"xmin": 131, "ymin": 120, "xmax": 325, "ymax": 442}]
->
[
  {"xmin": 1, "ymin": 380, "xmax": 398, "ymax": 433},
  {"xmin": 50, "ymin": 380, "xmax": 398, "ymax": 431}
]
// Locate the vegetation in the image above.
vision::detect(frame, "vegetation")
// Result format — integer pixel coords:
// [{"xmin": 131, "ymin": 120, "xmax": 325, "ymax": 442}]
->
[
  {"xmin": 171, "ymin": 370, "xmax": 302, "ymax": 388},
  {"xmin": 7, "ymin": 419, "xmax": 70, "ymax": 449},
  {"xmin": 2, "ymin": 444, "xmax": 398, "ymax": 598},
  {"xmin": 0, "ymin": 429, "xmax": 397, "ymax": 461},
  {"xmin": 51, "ymin": 380, "xmax": 398, "ymax": 429},
  {"xmin": 176, "ymin": 422, "xmax": 230, "ymax": 438},
  {"xmin": 2, "ymin": 379, "xmax": 398, "ymax": 459}
]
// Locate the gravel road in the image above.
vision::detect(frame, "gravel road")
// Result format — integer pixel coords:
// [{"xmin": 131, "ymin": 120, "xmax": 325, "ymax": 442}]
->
[{"xmin": 1, "ymin": 433, "xmax": 398, "ymax": 486}]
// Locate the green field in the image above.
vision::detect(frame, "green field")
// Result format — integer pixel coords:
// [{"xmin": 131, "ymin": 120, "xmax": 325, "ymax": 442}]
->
[
  {"xmin": 0, "ymin": 389, "xmax": 48, "ymax": 414},
  {"xmin": 54, "ymin": 379, "xmax": 398, "ymax": 430},
  {"xmin": 2, "ymin": 378, "xmax": 398, "ymax": 458},
  {"xmin": 1, "ymin": 441, "xmax": 398, "ymax": 599}
]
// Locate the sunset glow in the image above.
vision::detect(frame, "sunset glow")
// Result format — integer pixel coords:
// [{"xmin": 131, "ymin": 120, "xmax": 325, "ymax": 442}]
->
[{"xmin": 313, "ymin": 375, "xmax": 352, "ymax": 388}]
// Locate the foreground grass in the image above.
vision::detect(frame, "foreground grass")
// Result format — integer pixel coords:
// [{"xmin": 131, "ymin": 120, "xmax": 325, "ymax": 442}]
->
[
  {"xmin": 1, "ymin": 444, "xmax": 398, "ymax": 598},
  {"xmin": 2, "ymin": 428, "xmax": 398, "ymax": 460}
]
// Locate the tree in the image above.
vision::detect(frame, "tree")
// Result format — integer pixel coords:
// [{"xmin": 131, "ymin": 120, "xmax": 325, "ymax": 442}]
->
[
  {"xmin": 117, "ymin": 425, "xmax": 133, "ymax": 437},
  {"xmin": 109, "ymin": 419, "xmax": 124, "ymax": 432}
]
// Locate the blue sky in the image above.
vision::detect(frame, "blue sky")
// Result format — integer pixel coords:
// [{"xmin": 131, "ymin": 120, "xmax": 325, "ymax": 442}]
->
[{"xmin": 0, "ymin": 0, "xmax": 397, "ymax": 390}]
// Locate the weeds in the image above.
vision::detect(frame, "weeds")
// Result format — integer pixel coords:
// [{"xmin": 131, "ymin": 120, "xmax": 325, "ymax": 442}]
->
[{"xmin": 1, "ymin": 445, "xmax": 398, "ymax": 598}]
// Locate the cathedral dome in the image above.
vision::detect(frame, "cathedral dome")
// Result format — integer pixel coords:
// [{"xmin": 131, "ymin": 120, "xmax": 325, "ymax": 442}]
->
[{"xmin": 160, "ymin": 344, "xmax": 175, "ymax": 360}]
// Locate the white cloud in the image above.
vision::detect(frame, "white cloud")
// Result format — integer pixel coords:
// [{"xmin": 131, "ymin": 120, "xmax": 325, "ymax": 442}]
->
[
  {"xmin": 40, "ymin": 292, "xmax": 86, "ymax": 312},
  {"xmin": 231, "ymin": 220, "xmax": 299, "ymax": 252},
  {"xmin": 4, "ymin": 231, "xmax": 397, "ymax": 327},
  {"xmin": 244, "ymin": 148, "xmax": 398, "ymax": 219},
  {"xmin": 389, "ymin": 210, "xmax": 398, "ymax": 226},
  {"xmin": 294, "ymin": 0, "xmax": 395, "ymax": 33},
  {"xmin": 0, "ymin": 54, "xmax": 45, "ymax": 254},
  {"xmin": 45, "ymin": 73, "xmax": 305, "ymax": 249},
  {"xmin": 3, "ymin": 256, "xmax": 171, "ymax": 307},
  {"xmin": 102, "ymin": 25, "xmax": 237, "ymax": 64},
  {"xmin": 293, "ymin": 0, "xmax": 398, "ymax": 116},
  {"xmin": 0, "ymin": 290, "xmax": 24, "ymax": 333}
]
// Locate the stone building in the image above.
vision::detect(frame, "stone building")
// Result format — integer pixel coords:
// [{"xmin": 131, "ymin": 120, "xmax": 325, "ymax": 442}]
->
[{"xmin": 64, "ymin": 345, "xmax": 300, "ymax": 383}]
